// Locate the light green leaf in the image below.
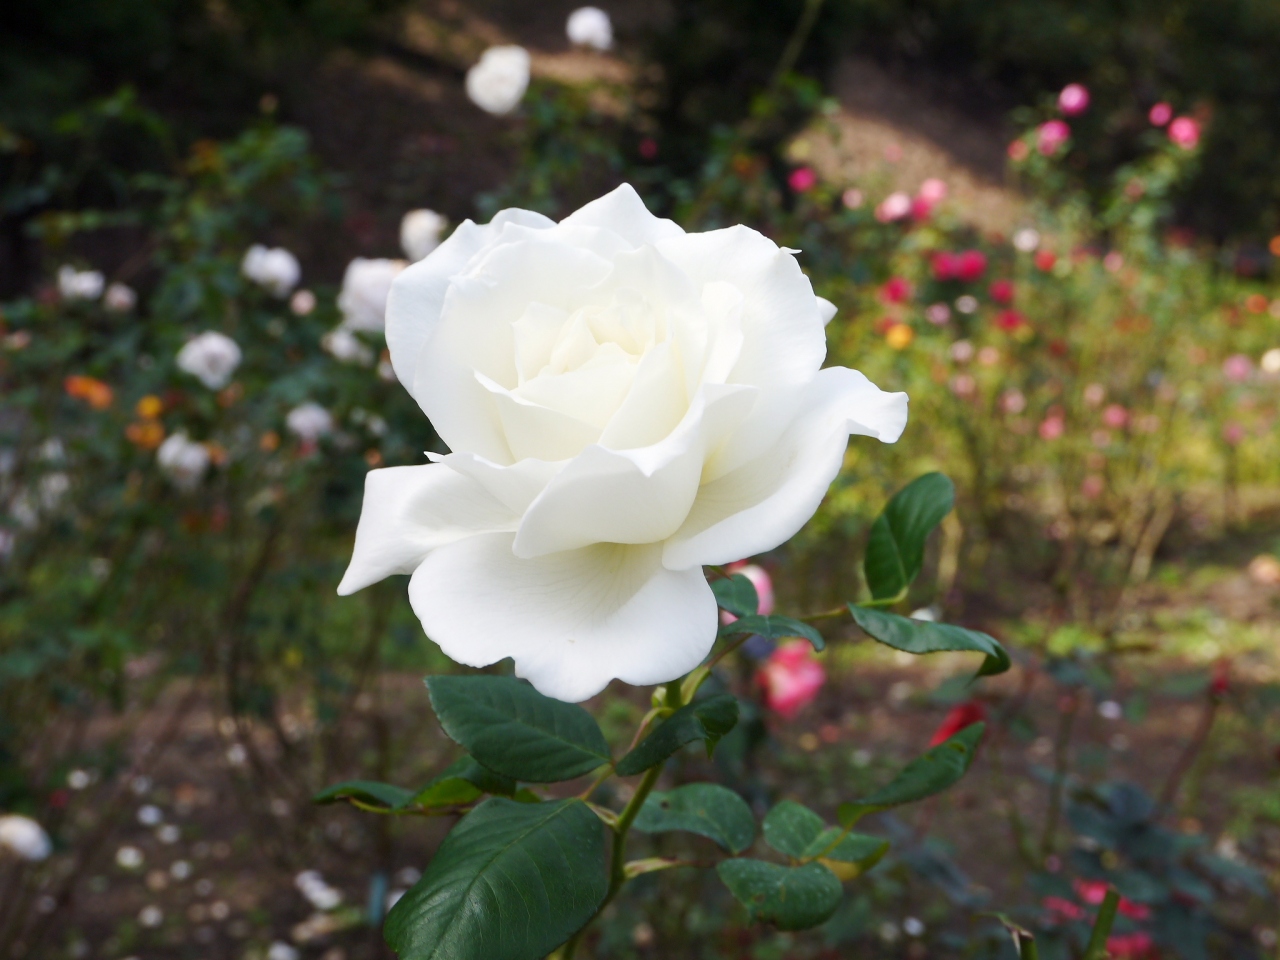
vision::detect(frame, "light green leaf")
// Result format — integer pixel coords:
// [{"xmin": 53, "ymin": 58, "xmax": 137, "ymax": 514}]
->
[
  {"xmin": 864, "ymin": 472, "xmax": 954, "ymax": 600},
  {"xmin": 385, "ymin": 798, "xmax": 607, "ymax": 960},
  {"xmin": 426, "ymin": 676, "xmax": 611, "ymax": 783},
  {"xmin": 313, "ymin": 780, "xmax": 413, "ymax": 810},
  {"xmin": 848, "ymin": 606, "xmax": 1010, "ymax": 677},
  {"xmin": 762, "ymin": 800, "xmax": 825, "ymax": 858},
  {"xmin": 615, "ymin": 695, "xmax": 739, "ymax": 776},
  {"xmin": 838, "ymin": 723, "xmax": 985, "ymax": 825},
  {"xmin": 719, "ymin": 614, "xmax": 825, "ymax": 652},
  {"xmin": 717, "ymin": 860, "xmax": 843, "ymax": 930},
  {"xmin": 712, "ymin": 574, "xmax": 759, "ymax": 617},
  {"xmin": 803, "ymin": 828, "xmax": 888, "ymax": 867},
  {"xmin": 411, "ymin": 756, "xmax": 517, "ymax": 809},
  {"xmin": 634, "ymin": 784, "xmax": 756, "ymax": 854}
]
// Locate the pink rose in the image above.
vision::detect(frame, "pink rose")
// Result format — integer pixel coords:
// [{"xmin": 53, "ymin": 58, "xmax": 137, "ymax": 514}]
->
[
  {"xmin": 1038, "ymin": 120, "xmax": 1071, "ymax": 156},
  {"xmin": 989, "ymin": 279, "xmax": 1014, "ymax": 304},
  {"xmin": 1148, "ymin": 102, "xmax": 1172, "ymax": 127},
  {"xmin": 788, "ymin": 167, "xmax": 817, "ymax": 192},
  {"xmin": 956, "ymin": 250, "xmax": 988, "ymax": 283},
  {"xmin": 1101, "ymin": 404, "xmax": 1129, "ymax": 429},
  {"xmin": 875, "ymin": 192, "xmax": 912, "ymax": 222},
  {"xmin": 757, "ymin": 641, "xmax": 825, "ymax": 719},
  {"xmin": 1039, "ymin": 415, "xmax": 1065, "ymax": 440},
  {"xmin": 1222, "ymin": 353, "xmax": 1252, "ymax": 382},
  {"xmin": 1058, "ymin": 83, "xmax": 1090, "ymax": 116},
  {"xmin": 1168, "ymin": 116, "xmax": 1200, "ymax": 150},
  {"xmin": 723, "ymin": 562, "xmax": 775, "ymax": 617}
]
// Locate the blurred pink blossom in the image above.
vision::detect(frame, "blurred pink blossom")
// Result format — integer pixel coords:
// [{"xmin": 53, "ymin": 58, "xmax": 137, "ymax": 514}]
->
[
  {"xmin": 950, "ymin": 374, "xmax": 977, "ymax": 397},
  {"xmin": 910, "ymin": 196, "xmax": 935, "ymax": 221},
  {"xmin": 1148, "ymin": 102, "xmax": 1173, "ymax": 127},
  {"xmin": 1106, "ymin": 933, "xmax": 1156, "ymax": 959},
  {"xmin": 1101, "ymin": 404, "xmax": 1129, "ymax": 429},
  {"xmin": 788, "ymin": 167, "xmax": 817, "ymax": 192},
  {"xmin": 956, "ymin": 250, "xmax": 988, "ymax": 283},
  {"xmin": 842, "ymin": 188, "xmax": 864, "ymax": 209},
  {"xmin": 989, "ymin": 279, "xmax": 1014, "ymax": 304},
  {"xmin": 721, "ymin": 562, "xmax": 775, "ymax": 626},
  {"xmin": 925, "ymin": 303, "xmax": 951, "ymax": 325},
  {"xmin": 1081, "ymin": 475, "xmax": 1105, "ymax": 498},
  {"xmin": 995, "ymin": 309, "xmax": 1027, "ymax": 332},
  {"xmin": 1135, "ymin": 414, "xmax": 1161, "ymax": 433},
  {"xmin": 1222, "ymin": 353, "xmax": 1252, "ymax": 381},
  {"xmin": 880, "ymin": 276, "xmax": 912, "ymax": 304},
  {"xmin": 1104, "ymin": 251, "xmax": 1124, "ymax": 272},
  {"xmin": 1223, "ymin": 422, "xmax": 1246, "ymax": 445},
  {"xmin": 1039, "ymin": 415, "xmax": 1065, "ymax": 440},
  {"xmin": 1092, "ymin": 430, "xmax": 1112, "ymax": 448},
  {"xmin": 875, "ymin": 192, "xmax": 912, "ymax": 222},
  {"xmin": 1037, "ymin": 120, "xmax": 1071, "ymax": 156},
  {"xmin": 1083, "ymin": 383, "xmax": 1106, "ymax": 406},
  {"xmin": 950, "ymin": 340, "xmax": 974, "ymax": 363},
  {"xmin": 977, "ymin": 346, "xmax": 1001, "ymax": 366},
  {"xmin": 1058, "ymin": 83, "xmax": 1090, "ymax": 116},
  {"xmin": 758, "ymin": 642, "xmax": 825, "ymax": 719},
  {"xmin": 638, "ymin": 137, "xmax": 658, "ymax": 159},
  {"xmin": 1168, "ymin": 116, "xmax": 1200, "ymax": 149},
  {"xmin": 918, "ymin": 178, "xmax": 948, "ymax": 204},
  {"xmin": 1001, "ymin": 389, "xmax": 1026, "ymax": 414}
]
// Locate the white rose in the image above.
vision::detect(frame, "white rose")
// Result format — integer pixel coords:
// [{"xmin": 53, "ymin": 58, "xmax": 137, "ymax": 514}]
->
[
  {"xmin": 157, "ymin": 433, "xmax": 211, "ymax": 491},
  {"xmin": 0, "ymin": 814, "xmax": 52, "ymax": 861},
  {"xmin": 286, "ymin": 403, "xmax": 333, "ymax": 442},
  {"xmin": 338, "ymin": 258, "xmax": 405, "ymax": 332},
  {"xmin": 176, "ymin": 331, "xmax": 241, "ymax": 389},
  {"xmin": 57, "ymin": 266, "xmax": 105, "ymax": 301},
  {"xmin": 338, "ymin": 184, "xmax": 906, "ymax": 701},
  {"xmin": 104, "ymin": 282, "xmax": 137, "ymax": 313},
  {"xmin": 241, "ymin": 245, "xmax": 301, "ymax": 297},
  {"xmin": 465, "ymin": 46, "xmax": 531, "ymax": 116},
  {"xmin": 401, "ymin": 209, "xmax": 448, "ymax": 262},
  {"xmin": 566, "ymin": 7, "xmax": 613, "ymax": 50},
  {"xmin": 322, "ymin": 327, "xmax": 374, "ymax": 365}
]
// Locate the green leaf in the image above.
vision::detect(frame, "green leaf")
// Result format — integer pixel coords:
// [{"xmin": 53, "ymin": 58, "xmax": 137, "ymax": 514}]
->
[
  {"xmin": 864, "ymin": 472, "xmax": 954, "ymax": 600},
  {"xmin": 712, "ymin": 574, "xmax": 759, "ymax": 617},
  {"xmin": 615, "ymin": 695, "xmax": 739, "ymax": 776},
  {"xmin": 426, "ymin": 676, "xmax": 611, "ymax": 783},
  {"xmin": 848, "ymin": 606, "xmax": 1010, "ymax": 677},
  {"xmin": 803, "ymin": 828, "xmax": 888, "ymax": 866},
  {"xmin": 717, "ymin": 860, "xmax": 843, "ymax": 930},
  {"xmin": 719, "ymin": 614, "xmax": 825, "ymax": 652},
  {"xmin": 411, "ymin": 756, "xmax": 517, "ymax": 809},
  {"xmin": 634, "ymin": 784, "xmax": 756, "ymax": 854},
  {"xmin": 385, "ymin": 798, "xmax": 607, "ymax": 960},
  {"xmin": 762, "ymin": 800, "xmax": 825, "ymax": 858},
  {"xmin": 313, "ymin": 780, "xmax": 413, "ymax": 810},
  {"xmin": 838, "ymin": 723, "xmax": 985, "ymax": 825}
]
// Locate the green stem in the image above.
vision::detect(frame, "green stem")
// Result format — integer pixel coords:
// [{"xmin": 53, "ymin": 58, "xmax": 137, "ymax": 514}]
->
[
  {"xmin": 1082, "ymin": 888, "xmax": 1121, "ymax": 960},
  {"xmin": 770, "ymin": 0, "xmax": 828, "ymax": 89}
]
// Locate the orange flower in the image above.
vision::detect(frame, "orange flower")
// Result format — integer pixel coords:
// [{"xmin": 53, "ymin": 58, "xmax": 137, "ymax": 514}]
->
[
  {"xmin": 135, "ymin": 395, "xmax": 164, "ymax": 419},
  {"xmin": 64, "ymin": 375, "xmax": 114, "ymax": 410},
  {"xmin": 259, "ymin": 431, "xmax": 280, "ymax": 452},
  {"xmin": 1245, "ymin": 293, "xmax": 1268, "ymax": 314},
  {"xmin": 125, "ymin": 420, "xmax": 165, "ymax": 450},
  {"xmin": 885, "ymin": 323, "xmax": 914, "ymax": 350},
  {"xmin": 204, "ymin": 442, "xmax": 228, "ymax": 466}
]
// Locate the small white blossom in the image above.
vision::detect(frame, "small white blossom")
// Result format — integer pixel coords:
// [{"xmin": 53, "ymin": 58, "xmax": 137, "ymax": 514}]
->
[
  {"xmin": 176, "ymin": 331, "xmax": 242, "ymax": 389},
  {"xmin": 57, "ymin": 266, "xmax": 105, "ymax": 301},
  {"xmin": 566, "ymin": 7, "xmax": 613, "ymax": 50},
  {"xmin": 1261, "ymin": 348, "xmax": 1280, "ymax": 375},
  {"xmin": 241, "ymin": 245, "xmax": 301, "ymax": 297},
  {"xmin": 1012, "ymin": 228, "xmax": 1041, "ymax": 252},
  {"xmin": 465, "ymin": 46, "xmax": 531, "ymax": 116},
  {"xmin": 322, "ymin": 327, "xmax": 373, "ymax": 366},
  {"xmin": 38, "ymin": 473, "xmax": 70, "ymax": 510},
  {"xmin": 401, "ymin": 209, "xmax": 448, "ymax": 262},
  {"xmin": 0, "ymin": 814, "xmax": 52, "ymax": 861},
  {"xmin": 338, "ymin": 258, "xmax": 404, "ymax": 332},
  {"xmin": 156, "ymin": 433, "xmax": 211, "ymax": 491},
  {"xmin": 290, "ymin": 289, "xmax": 316, "ymax": 316},
  {"xmin": 295, "ymin": 870, "xmax": 342, "ymax": 911},
  {"xmin": 286, "ymin": 403, "xmax": 333, "ymax": 442},
  {"xmin": 268, "ymin": 943, "xmax": 300, "ymax": 960},
  {"xmin": 103, "ymin": 283, "xmax": 137, "ymax": 312}
]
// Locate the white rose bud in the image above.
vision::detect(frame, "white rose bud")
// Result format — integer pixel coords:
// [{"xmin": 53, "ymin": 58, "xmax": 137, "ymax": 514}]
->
[
  {"xmin": 157, "ymin": 433, "xmax": 211, "ymax": 491},
  {"xmin": 0, "ymin": 815, "xmax": 52, "ymax": 861},
  {"xmin": 103, "ymin": 282, "xmax": 137, "ymax": 312},
  {"xmin": 286, "ymin": 403, "xmax": 333, "ymax": 442},
  {"xmin": 566, "ymin": 7, "xmax": 613, "ymax": 50},
  {"xmin": 57, "ymin": 266, "xmax": 105, "ymax": 301},
  {"xmin": 322, "ymin": 327, "xmax": 374, "ymax": 365},
  {"xmin": 338, "ymin": 258, "xmax": 405, "ymax": 332},
  {"xmin": 176, "ymin": 331, "xmax": 242, "ymax": 389},
  {"xmin": 241, "ymin": 245, "xmax": 301, "ymax": 297},
  {"xmin": 339, "ymin": 184, "xmax": 907, "ymax": 702},
  {"xmin": 465, "ymin": 46, "xmax": 531, "ymax": 116},
  {"xmin": 400, "ymin": 209, "xmax": 448, "ymax": 262}
]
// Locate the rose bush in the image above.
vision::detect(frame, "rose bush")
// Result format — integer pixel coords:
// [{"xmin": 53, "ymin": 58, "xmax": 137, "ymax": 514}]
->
[{"xmin": 338, "ymin": 184, "xmax": 907, "ymax": 701}]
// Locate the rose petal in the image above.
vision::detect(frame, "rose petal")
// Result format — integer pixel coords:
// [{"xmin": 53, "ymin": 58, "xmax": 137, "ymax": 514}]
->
[
  {"xmin": 663, "ymin": 367, "xmax": 907, "ymax": 569},
  {"xmin": 336, "ymin": 465, "xmax": 518, "ymax": 596},
  {"xmin": 559, "ymin": 183, "xmax": 685, "ymax": 249},
  {"xmin": 513, "ymin": 383, "xmax": 758, "ymax": 558},
  {"xmin": 408, "ymin": 534, "xmax": 717, "ymax": 701}
]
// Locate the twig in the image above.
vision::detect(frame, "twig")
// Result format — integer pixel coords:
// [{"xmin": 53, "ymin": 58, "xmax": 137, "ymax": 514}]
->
[{"xmin": 1154, "ymin": 685, "xmax": 1221, "ymax": 818}]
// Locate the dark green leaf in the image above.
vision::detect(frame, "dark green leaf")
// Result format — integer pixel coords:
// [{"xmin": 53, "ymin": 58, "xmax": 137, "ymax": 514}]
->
[
  {"xmin": 634, "ymin": 784, "xmax": 756, "ymax": 854},
  {"xmin": 615, "ymin": 695, "xmax": 739, "ymax": 776},
  {"xmin": 411, "ymin": 756, "xmax": 517, "ymax": 809},
  {"xmin": 864, "ymin": 472, "xmax": 954, "ymax": 600},
  {"xmin": 313, "ymin": 780, "xmax": 413, "ymax": 810},
  {"xmin": 839, "ymin": 723, "xmax": 985, "ymax": 825},
  {"xmin": 803, "ymin": 828, "xmax": 889, "ymax": 867},
  {"xmin": 385, "ymin": 798, "xmax": 607, "ymax": 960},
  {"xmin": 719, "ymin": 615, "xmax": 825, "ymax": 652},
  {"xmin": 717, "ymin": 860, "xmax": 843, "ymax": 930},
  {"xmin": 762, "ymin": 800, "xmax": 825, "ymax": 858},
  {"xmin": 849, "ymin": 606, "xmax": 1009, "ymax": 677},
  {"xmin": 426, "ymin": 676, "xmax": 610, "ymax": 783},
  {"xmin": 712, "ymin": 574, "xmax": 759, "ymax": 617}
]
